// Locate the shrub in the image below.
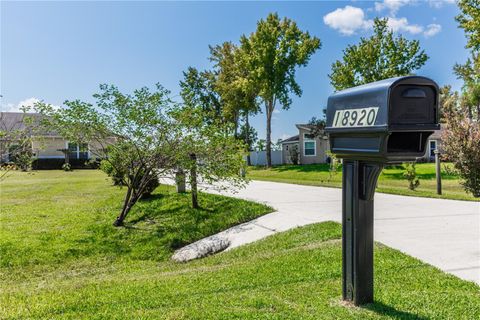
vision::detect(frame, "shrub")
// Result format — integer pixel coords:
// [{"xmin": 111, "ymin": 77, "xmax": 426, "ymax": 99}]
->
[
  {"xmin": 62, "ymin": 163, "xmax": 72, "ymax": 171},
  {"xmin": 403, "ymin": 162, "xmax": 420, "ymax": 190},
  {"xmin": 100, "ymin": 160, "xmax": 124, "ymax": 186},
  {"xmin": 141, "ymin": 174, "xmax": 160, "ymax": 198}
]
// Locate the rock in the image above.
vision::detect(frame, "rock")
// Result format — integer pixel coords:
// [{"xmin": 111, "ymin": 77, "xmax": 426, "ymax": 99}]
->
[{"xmin": 171, "ymin": 235, "xmax": 230, "ymax": 262}]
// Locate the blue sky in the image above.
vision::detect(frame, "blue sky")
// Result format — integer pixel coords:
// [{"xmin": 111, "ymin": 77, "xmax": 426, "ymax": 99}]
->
[{"xmin": 1, "ymin": 0, "xmax": 468, "ymax": 142}]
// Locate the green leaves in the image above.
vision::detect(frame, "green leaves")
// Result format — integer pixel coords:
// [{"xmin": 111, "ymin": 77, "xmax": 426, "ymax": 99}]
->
[
  {"xmin": 329, "ymin": 18, "xmax": 429, "ymax": 91},
  {"xmin": 241, "ymin": 12, "xmax": 321, "ymax": 110},
  {"xmin": 456, "ymin": 0, "xmax": 480, "ymax": 52}
]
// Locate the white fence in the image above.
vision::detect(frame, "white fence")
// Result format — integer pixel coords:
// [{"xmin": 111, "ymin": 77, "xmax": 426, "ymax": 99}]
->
[{"xmin": 247, "ymin": 150, "xmax": 283, "ymax": 166}]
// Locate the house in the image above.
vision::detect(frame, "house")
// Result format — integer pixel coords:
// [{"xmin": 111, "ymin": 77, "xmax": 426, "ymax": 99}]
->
[
  {"xmin": 423, "ymin": 125, "xmax": 444, "ymax": 162},
  {"xmin": 279, "ymin": 123, "xmax": 444, "ymax": 165},
  {"xmin": 0, "ymin": 112, "xmax": 107, "ymax": 168},
  {"xmin": 280, "ymin": 124, "xmax": 330, "ymax": 165}
]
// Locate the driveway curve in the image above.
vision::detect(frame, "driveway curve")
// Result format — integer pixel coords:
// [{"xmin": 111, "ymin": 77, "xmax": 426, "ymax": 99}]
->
[{"xmin": 201, "ymin": 180, "xmax": 480, "ymax": 284}]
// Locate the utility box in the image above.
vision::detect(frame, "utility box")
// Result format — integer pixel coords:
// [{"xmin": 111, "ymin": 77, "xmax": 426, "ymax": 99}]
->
[
  {"xmin": 324, "ymin": 76, "xmax": 440, "ymax": 306},
  {"xmin": 325, "ymin": 76, "xmax": 440, "ymax": 163}
]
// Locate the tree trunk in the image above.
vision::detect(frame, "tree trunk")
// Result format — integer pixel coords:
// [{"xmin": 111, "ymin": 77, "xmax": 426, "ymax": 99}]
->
[
  {"xmin": 477, "ymin": 103, "xmax": 480, "ymax": 121},
  {"xmin": 266, "ymin": 101, "xmax": 273, "ymax": 168},
  {"xmin": 114, "ymin": 186, "xmax": 133, "ymax": 226},
  {"xmin": 190, "ymin": 153, "xmax": 199, "ymax": 209},
  {"xmin": 246, "ymin": 113, "xmax": 251, "ymax": 166}
]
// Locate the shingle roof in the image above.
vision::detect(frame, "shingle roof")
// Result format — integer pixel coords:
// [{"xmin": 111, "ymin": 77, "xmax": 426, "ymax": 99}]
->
[
  {"xmin": 0, "ymin": 112, "xmax": 57, "ymax": 136},
  {"xmin": 280, "ymin": 134, "xmax": 299, "ymax": 143}
]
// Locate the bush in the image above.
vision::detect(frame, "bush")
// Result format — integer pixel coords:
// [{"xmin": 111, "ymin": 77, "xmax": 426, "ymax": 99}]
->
[
  {"xmin": 141, "ymin": 174, "xmax": 160, "ymax": 198},
  {"xmin": 62, "ymin": 163, "xmax": 72, "ymax": 171},
  {"xmin": 403, "ymin": 162, "xmax": 420, "ymax": 190},
  {"xmin": 100, "ymin": 160, "xmax": 124, "ymax": 186}
]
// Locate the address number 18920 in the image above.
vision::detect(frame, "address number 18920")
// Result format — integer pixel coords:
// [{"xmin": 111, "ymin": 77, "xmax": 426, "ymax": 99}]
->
[{"xmin": 332, "ymin": 107, "xmax": 379, "ymax": 128}]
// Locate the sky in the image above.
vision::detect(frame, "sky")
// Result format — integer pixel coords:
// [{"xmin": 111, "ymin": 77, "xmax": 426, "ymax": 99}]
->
[{"xmin": 0, "ymin": 0, "xmax": 469, "ymax": 142}]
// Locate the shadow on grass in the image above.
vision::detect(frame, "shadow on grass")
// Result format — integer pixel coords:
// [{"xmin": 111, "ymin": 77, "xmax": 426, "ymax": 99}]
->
[
  {"xmin": 250, "ymin": 164, "xmax": 334, "ymax": 173},
  {"xmin": 363, "ymin": 301, "xmax": 429, "ymax": 320}
]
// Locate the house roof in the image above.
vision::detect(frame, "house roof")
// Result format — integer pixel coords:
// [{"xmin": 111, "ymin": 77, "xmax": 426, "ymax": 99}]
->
[
  {"xmin": 0, "ymin": 112, "xmax": 57, "ymax": 136},
  {"xmin": 429, "ymin": 124, "xmax": 445, "ymax": 140},
  {"xmin": 279, "ymin": 134, "xmax": 299, "ymax": 144},
  {"xmin": 295, "ymin": 124, "xmax": 317, "ymax": 131}
]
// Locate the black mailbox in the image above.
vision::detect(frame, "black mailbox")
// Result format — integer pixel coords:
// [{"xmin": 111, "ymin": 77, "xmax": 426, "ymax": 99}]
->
[
  {"xmin": 324, "ymin": 76, "xmax": 440, "ymax": 306},
  {"xmin": 325, "ymin": 76, "xmax": 440, "ymax": 163}
]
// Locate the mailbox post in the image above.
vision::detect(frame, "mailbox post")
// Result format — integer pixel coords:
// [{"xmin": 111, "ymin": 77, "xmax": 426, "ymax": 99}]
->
[{"xmin": 325, "ymin": 76, "xmax": 440, "ymax": 305}]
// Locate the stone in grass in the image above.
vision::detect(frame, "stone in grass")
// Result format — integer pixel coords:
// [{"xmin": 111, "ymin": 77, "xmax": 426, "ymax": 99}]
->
[{"xmin": 172, "ymin": 235, "xmax": 231, "ymax": 262}]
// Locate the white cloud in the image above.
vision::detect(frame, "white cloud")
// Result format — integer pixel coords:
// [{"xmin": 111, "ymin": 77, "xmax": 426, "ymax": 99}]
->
[
  {"xmin": 424, "ymin": 23, "xmax": 442, "ymax": 37},
  {"xmin": 375, "ymin": 0, "xmax": 415, "ymax": 15},
  {"xmin": 0, "ymin": 97, "xmax": 40, "ymax": 112},
  {"xmin": 323, "ymin": 6, "xmax": 373, "ymax": 36},
  {"xmin": 324, "ymin": 2, "xmax": 443, "ymax": 38},
  {"xmin": 273, "ymin": 109, "xmax": 281, "ymax": 114},
  {"xmin": 0, "ymin": 97, "xmax": 60, "ymax": 112},
  {"xmin": 387, "ymin": 17, "xmax": 423, "ymax": 34},
  {"xmin": 428, "ymin": 0, "xmax": 455, "ymax": 9}
]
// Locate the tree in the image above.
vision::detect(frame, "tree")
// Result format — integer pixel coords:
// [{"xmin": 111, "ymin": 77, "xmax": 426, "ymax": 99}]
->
[
  {"xmin": 456, "ymin": 0, "xmax": 480, "ymax": 52},
  {"xmin": 329, "ymin": 18, "xmax": 429, "ymax": 91},
  {"xmin": 255, "ymin": 139, "xmax": 266, "ymax": 151},
  {"xmin": 172, "ymin": 106, "xmax": 247, "ymax": 208},
  {"xmin": 441, "ymin": 88, "xmax": 480, "ymax": 197},
  {"xmin": 37, "ymin": 84, "xmax": 181, "ymax": 226},
  {"xmin": 0, "ymin": 108, "xmax": 42, "ymax": 179},
  {"xmin": 240, "ymin": 13, "xmax": 321, "ymax": 167},
  {"xmin": 453, "ymin": 57, "xmax": 480, "ymax": 120},
  {"xmin": 238, "ymin": 120, "xmax": 258, "ymax": 153},
  {"xmin": 454, "ymin": 1, "xmax": 480, "ymax": 120},
  {"xmin": 180, "ymin": 67, "xmax": 223, "ymax": 123}
]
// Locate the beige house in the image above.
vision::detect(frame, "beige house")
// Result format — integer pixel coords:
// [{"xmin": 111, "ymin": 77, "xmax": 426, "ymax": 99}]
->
[
  {"xmin": 280, "ymin": 124, "xmax": 330, "ymax": 165},
  {"xmin": 423, "ymin": 125, "xmax": 444, "ymax": 162},
  {"xmin": 1, "ymin": 112, "xmax": 107, "ymax": 168}
]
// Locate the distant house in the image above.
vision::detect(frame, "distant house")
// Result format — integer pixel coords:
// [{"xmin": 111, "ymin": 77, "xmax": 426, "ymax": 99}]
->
[
  {"xmin": 280, "ymin": 124, "xmax": 330, "ymax": 165},
  {"xmin": 0, "ymin": 112, "xmax": 108, "ymax": 168},
  {"xmin": 279, "ymin": 123, "xmax": 443, "ymax": 165},
  {"xmin": 423, "ymin": 125, "xmax": 444, "ymax": 162}
]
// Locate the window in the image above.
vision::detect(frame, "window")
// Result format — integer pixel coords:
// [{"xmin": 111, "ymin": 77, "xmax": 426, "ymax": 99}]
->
[
  {"xmin": 67, "ymin": 142, "xmax": 89, "ymax": 160},
  {"xmin": 429, "ymin": 140, "xmax": 437, "ymax": 157},
  {"xmin": 304, "ymin": 141, "xmax": 316, "ymax": 156}
]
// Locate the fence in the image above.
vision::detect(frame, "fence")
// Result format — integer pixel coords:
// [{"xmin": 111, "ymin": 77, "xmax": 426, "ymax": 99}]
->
[{"xmin": 247, "ymin": 150, "xmax": 283, "ymax": 166}]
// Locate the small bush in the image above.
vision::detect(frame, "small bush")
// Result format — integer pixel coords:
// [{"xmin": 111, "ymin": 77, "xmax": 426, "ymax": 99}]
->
[
  {"xmin": 141, "ymin": 175, "xmax": 160, "ymax": 198},
  {"xmin": 62, "ymin": 163, "xmax": 72, "ymax": 172},
  {"xmin": 100, "ymin": 160, "xmax": 124, "ymax": 186},
  {"xmin": 403, "ymin": 162, "xmax": 420, "ymax": 190}
]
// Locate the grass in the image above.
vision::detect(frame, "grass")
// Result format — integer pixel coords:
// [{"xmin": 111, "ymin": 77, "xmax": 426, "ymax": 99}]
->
[
  {"xmin": 0, "ymin": 170, "xmax": 273, "ymax": 268},
  {"xmin": 248, "ymin": 162, "xmax": 479, "ymax": 201},
  {"xmin": 1, "ymin": 170, "xmax": 479, "ymax": 319}
]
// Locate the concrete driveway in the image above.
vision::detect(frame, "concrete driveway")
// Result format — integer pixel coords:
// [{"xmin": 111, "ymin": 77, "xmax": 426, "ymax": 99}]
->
[{"xmin": 201, "ymin": 180, "xmax": 480, "ymax": 284}]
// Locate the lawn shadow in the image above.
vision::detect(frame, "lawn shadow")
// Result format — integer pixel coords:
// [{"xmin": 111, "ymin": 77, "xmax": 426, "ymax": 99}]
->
[
  {"xmin": 255, "ymin": 164, "xmax": 333, "ymax": 173},
  {"xmin": 363, "ymin": 301, "xmax": 429, "ymax": 320},
  {"xmin": 381, "ymin": 171, "xmax": 458, "ymax": 180}
]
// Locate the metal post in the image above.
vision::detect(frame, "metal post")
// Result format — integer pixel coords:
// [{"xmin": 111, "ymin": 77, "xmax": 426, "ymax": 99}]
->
[
  {"xmin": 435, "ymin": 149, "xmax": 442, "ymax": 195},
  {"xmin": 342, "ymin": 160, "xmax": 382, "ymax": 305}
]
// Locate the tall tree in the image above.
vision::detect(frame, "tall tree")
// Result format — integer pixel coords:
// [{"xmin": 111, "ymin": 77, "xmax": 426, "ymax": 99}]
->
[
  {"xmin": 329, "ymin": 18, "xmax": 429, "ymax": 91},
  {"xmin": 180, "ymin": 67, "xmax": 223, "ymax": 124},
  {"xmin": 240, "ymin": 13, "xmax": 321, "ymax": 167},
  {"xmin": 454, "ymin": 0, "xmax": 480, "ymax": 120},
  {"xmin": 456, "ymin": 0, "xmax": 480, "ymax": 52}
]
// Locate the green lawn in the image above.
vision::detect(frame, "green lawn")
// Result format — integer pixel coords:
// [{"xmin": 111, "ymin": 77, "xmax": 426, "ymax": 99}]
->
[
  {"xmin": 1, "ymin": 170, "xmax": 479, "ymax": 319},
  {"xmin": 248, "ymin": 163, "xmax": 479, "ymax": 201}
]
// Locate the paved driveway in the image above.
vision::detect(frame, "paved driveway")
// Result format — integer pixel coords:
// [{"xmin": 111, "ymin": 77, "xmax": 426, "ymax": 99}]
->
[{"xmin": 201, "ymin": 180, "xmax": 480, "ymax": 284}]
